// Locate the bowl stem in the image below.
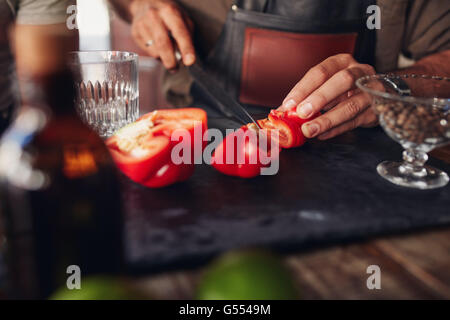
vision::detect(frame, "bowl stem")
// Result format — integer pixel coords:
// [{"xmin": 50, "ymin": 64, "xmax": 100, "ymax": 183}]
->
[{"xmin": 399, "ymin": 148, "xmax": 428, "ymax": 177}]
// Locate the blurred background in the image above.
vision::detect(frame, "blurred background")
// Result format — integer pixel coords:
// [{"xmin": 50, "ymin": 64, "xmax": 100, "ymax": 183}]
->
[{"xmin": 77, "ymin": 0, "xmax": 170, "ymax": 113}]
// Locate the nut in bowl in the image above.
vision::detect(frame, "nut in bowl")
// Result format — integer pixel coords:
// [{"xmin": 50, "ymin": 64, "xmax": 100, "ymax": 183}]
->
[{"xmin": 356, "ymin": 74, "xmax": 450, "ymax": 190}]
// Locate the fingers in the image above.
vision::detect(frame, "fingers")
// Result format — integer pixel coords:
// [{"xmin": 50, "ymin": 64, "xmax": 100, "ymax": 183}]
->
[
  {"xmin": 278, "ymin": 54, "xmax": 379, "ymax": 139},
  {"xmin": 280, "ymin": 54, "xmax": 356, "ymax": 110},
  {"xmin": 296, "ymin": 65, "xmax": 375, "ymax": 119},
  {"xmin": 317, "ymin": 108, "xmax": 378, "ymax": 140},
  {"xmin": 137, "ymin": 20, "xmax": 161, "ymax": 58},
  {"xmin": 131, "ymin": 25, "xmax": 150, "ymax": 53},
  {"xmin": 146, "ymin": 9, "xmax": 177, "ymax": 69},
  {"xmin": 159, "ymin": 4, "xmax": 195, "ymax": 65},
  {"xmin": 322, "ymin": 89, "xmax": 359, "ymax": 112},
  {"xmin": 301, "ymin": 93, "xmax": 371, "ymax": 138},
  {"xmin": 316, "ymin": 117, "xmax": 359, "ymax": 141},
  {"xmin": 130, "ymin": 2, "xmax": 195, "ymax": 70}
]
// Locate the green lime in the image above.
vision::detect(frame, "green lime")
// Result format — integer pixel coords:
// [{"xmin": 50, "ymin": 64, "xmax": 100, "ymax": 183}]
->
[
  {"xmin": 196, "ymin": 250, "xmax": 299, "ymax": 300},
  {"xmin": 50, "ymin": 276, "xmax": 146, "ymax": 300}
]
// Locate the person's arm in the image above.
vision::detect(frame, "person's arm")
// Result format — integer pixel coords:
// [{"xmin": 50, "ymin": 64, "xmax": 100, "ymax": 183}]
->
[
  {"xmin": 12, "ymin": 0, "xmax": 78, "ymax": 77},
  {"xmin": 109, "ymin": 0, "xmax": 195, "ymax": 69},
  {"xmin": 13, "ymin": 23, "xmax": 78, "ymax": 78}
]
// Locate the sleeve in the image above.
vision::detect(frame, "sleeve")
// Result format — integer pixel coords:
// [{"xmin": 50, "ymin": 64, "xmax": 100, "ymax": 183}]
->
[
  {"xmin": 15, "ymin": 0, "xmax": 76, "ymax": 25},
  {"xmin": 402, "ymin": 0, "xmax": 450, "ymax": 60}
]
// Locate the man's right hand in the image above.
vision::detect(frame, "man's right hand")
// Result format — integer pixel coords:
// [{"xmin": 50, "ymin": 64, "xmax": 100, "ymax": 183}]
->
[{"xmin": 130, "ymin": 0, "xmax": 195, "ymax": 69}]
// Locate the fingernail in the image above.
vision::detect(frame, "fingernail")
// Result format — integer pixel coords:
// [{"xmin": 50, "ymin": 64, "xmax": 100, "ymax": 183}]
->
[
  {"xmin": 184, "ymin": 53, "xmax": 195, "ymax": 65},
  {"xmin": 305, "ymin": 122, "xmax": 319, "ymax": 137},
  {"xmin": 297, "ymin": 102, "xmax": 313, "ymax": 119},
  {"xmin": 283, "ymin": 99, "xmax": 297, "ymax": 109}
]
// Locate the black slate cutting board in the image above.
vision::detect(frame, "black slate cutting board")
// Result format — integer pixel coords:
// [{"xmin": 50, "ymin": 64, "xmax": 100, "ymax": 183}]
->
[{"xmin": 121, "ymin": 118, "xmax": 450, "ymax": 274}]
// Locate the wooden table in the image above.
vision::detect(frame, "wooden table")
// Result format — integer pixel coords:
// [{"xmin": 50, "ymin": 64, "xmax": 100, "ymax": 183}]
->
[{"xmin": 131, "ymin": 145, "xmax": 450, "ymax": 300}]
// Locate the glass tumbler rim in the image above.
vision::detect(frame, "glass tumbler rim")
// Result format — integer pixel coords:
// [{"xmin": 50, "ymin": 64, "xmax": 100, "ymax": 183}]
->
[
  {"xmin": 68, "ymin": 50, "xmax": 139, "ymax": 65},
  {"xmin": 356, "ymin": 74, "xmax": 450, "ymax": 108}
]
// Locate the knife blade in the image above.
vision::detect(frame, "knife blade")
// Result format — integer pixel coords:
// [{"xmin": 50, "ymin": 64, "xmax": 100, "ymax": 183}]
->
[{"xmin": 174, "ymin": 51, "xmax": 261, "ymax": 128}]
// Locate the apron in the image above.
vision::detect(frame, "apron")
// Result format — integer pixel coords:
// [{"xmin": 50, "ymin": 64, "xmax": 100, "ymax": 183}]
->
[{"xmin": 191, "ymin": 0, "xmax": 376, "ymax": 116}]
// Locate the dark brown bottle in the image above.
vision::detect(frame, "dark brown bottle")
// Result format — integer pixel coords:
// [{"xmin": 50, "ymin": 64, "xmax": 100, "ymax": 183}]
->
[{"xmin": 0, "ymin": 71, "xmax": 124, "ymax": 299}]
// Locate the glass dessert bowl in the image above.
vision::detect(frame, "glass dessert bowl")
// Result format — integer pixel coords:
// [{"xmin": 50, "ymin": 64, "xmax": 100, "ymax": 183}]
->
[{"xmin": 356, "ymin": 74, "xmax": 450, "ymax": 190}]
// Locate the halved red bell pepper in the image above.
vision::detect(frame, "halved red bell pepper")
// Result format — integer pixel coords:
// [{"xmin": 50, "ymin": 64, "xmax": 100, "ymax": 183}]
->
[
  {"xmin": 258, "ymin": 115, "xmax": 301, "ymax": 149},
  {"xmin": 211, "ymin": 124, "xmax": 279, "ymax": 178},
  {"xmin": 268, "ymin": 109, "xmax": 320, "ymax": 148},
  {"xmin": 273, "ymin": 106, "xmax": 319, "ymax": 135},
  {"xmin": 273, "ymin": 106, "xmax": 320, "ymax": 127},
  {"xmin": 142, "ymin": 162, "xmax": 195, "ymax": 188},
  {"xmin": 143, "ymin": 108, "xmax": 208, "ymax": 137},
  {"xmin": 106, "ymin": 108, "xmax": 207, "ymax": 188},
  {"xmin": 211, "ymin": 106, "xmax": 319, "ymax": 178},
  {"xmin": 106, "ymin": 126, "xmax": 172, "ymax": 184}
]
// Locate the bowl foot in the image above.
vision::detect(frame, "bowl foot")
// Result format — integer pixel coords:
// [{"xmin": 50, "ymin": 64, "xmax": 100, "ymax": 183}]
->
[{"xmin": 377, "ymin": 161, "xmax": 449, "ymax": 189}]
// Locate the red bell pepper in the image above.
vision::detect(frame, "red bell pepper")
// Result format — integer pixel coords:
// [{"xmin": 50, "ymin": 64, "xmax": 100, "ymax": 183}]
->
[
  {"xmin": 106, "ymin": 108, "xmax": 207, "ymax": 188},
  {"xmin": 142, "ymin": 162, "xmax": 195, "ymax": 188},
  {"xmin": 106, "ymin": 125, "xmax": 172, "ymax": 184},
  {"xmin": 211, "ymin": 106, "xmax": 319, "ymax": 178},
  {"xmin": 258, "ymin": 114, "xmax": 301, "ymax": 149},
  {"xmin": 211, "ymin": 124, "xmax": 279, "ymax": 178},
  {"xmin": 268, "ymin": 108, "xmax": 320, "ymax": 148}
]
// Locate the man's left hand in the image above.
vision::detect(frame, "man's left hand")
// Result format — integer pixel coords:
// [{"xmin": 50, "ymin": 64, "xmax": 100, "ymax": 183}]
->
[{"xmin": 278, "ymin": 54, "xmax": 378, "ymax": 140}]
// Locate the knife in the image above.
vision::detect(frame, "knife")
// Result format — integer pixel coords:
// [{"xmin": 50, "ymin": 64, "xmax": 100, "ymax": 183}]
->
[{"xmin": 174, "ymin": 51, "xmax": 261, "ymax": 128}]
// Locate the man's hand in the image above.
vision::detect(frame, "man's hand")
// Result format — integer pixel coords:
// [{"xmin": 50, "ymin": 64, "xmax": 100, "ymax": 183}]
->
[
  {"xmin": 278, "ymin": 54, "xmax": 378, "ymax": 140},
  {"xmin": 130, "ymin": 0, "xmax": 195, "ymax": 69}
]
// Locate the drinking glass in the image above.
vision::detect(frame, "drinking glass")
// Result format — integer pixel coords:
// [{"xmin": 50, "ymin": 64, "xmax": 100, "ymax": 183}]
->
[
  {"xmin": 356, "ymin": 74, "xmax": 450, "ymax": 189},
  {"xmin": 68, "ymin": 51, "xmax": 139, "ymax": 138}
]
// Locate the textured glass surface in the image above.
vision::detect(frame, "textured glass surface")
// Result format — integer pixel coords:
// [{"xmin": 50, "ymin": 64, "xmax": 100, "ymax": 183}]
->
[
  {"xmin": 69, "ymin": 51, "xmax": 139, "ymax": 138},
  {"xmin": 357, "ymin": 74, "xmax": 450, "ymax": 189}
]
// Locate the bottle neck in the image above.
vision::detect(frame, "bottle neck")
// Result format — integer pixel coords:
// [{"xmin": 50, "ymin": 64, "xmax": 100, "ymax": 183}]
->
[{"xmin": 19, "ymin": 70, "xmax": 78, "ymax": 116}]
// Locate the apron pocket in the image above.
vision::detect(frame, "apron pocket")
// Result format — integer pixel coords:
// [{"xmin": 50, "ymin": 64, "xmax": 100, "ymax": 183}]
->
[{"xmin": 239, "ymin": 28, "xmax": 357, "ymax": 107}]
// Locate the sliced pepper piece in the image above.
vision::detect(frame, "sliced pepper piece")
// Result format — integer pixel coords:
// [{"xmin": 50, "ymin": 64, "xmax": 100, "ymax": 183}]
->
[
  {"xmin": 107, "ymin": 108, "xmax": 207, "ymax": 188},
  {"xmin": 211, "ymin": 125, "xmax": 278, "ymax": 178}
]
